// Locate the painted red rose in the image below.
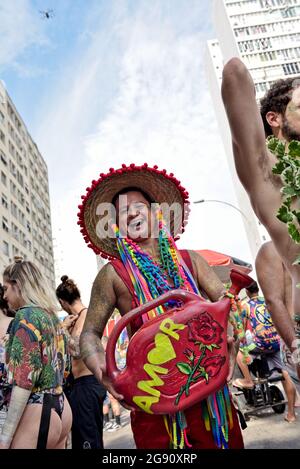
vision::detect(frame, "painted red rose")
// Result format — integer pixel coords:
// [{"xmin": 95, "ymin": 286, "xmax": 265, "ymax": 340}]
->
[
  {"xmin": 202, "ymin": 355, "xmax": 225, "ymax": 377},
  {"xmin": 187, "ymin": 312, "xmax": 224, "ymax": 346}
]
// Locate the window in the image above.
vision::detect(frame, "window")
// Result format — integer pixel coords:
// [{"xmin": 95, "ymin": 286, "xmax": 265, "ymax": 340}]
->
[
  {"xmin": 9, "ymin": 160, "xmax": 16, "ymax": 177},
  {"xmin": 0, "ymin": 150, "xmax": 7, "ymax": 165},
  {"xmin": 10, "ymin": 180, "xmax": 16, "ymax": 196},
  {"xmin": 17, "ymin": 171, "xmax": 23, "ymax": 187},
  {"xmin": 0, "ymin": 129, "xmax": 5, "ymax": 144},
  {"xmin": 12, "ymin": 245, "xmax": 19, "ymax": 257},
  {"xmin": 1, "ymin": 193, "xmax": 8, "ymax": 209},
  {"xmin": 2, "ymin": 241, "xmax": 9, "ymax": 257},
  {"xmin": 0, "ymin": 110, "xmax": 4, "ymax": 124},
  {"xmin": 12, "ymin": 223, "xmax": 19, "ymax": 241},
  {"xmin": 1, "ymin": 171, "xmax": 7, "ymax": 186},
  {"xmin": 2, "ymin": 216, "xmax": 9, "ymax": 232},
  {"xmin": 11, "ymin": 201, "xmax": 17, "ymax": 218},
  {"xmin": 19, "ymin": 209, "xmax": 25, "ymax": 226}
]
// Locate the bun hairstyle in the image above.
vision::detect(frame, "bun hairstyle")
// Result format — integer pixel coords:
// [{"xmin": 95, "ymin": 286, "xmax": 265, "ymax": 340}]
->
[
  {"xmin": 14, "ymin": 255, "xmax": 23, "ymax": 263},
  {"xmin": 0, "ymin": 283, "xmax": 15, "ymax": 317},
  {"xmin": 56, "ymin": 275, "xmax": 81, "ymax": 305}
]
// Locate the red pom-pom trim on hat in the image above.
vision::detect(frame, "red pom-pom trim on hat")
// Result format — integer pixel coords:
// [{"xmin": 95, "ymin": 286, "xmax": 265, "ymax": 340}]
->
[{"xmin": 77, "ymin": 163, "xmax": 190, "ymax": 259}]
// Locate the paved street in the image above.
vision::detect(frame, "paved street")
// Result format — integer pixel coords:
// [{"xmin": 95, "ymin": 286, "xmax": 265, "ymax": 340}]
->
[{"xmin": 104, "ymin": 402, "xmax": 300, "ymax": 450}]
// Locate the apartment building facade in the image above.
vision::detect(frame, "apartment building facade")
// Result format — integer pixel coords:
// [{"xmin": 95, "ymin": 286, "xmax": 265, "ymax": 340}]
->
[
  {"xmin": 205, "ymin": 0, "xmax": 300, "ymax": 259},
  {"xmin": 0, "ymin": 81, "xmax": 55, "ymax": 287}
]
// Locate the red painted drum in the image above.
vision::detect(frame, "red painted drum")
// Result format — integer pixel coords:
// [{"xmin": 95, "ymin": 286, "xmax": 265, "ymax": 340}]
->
[{"xmin": 106, "ymin": 269, "xmax": 252, "ymax": 414}]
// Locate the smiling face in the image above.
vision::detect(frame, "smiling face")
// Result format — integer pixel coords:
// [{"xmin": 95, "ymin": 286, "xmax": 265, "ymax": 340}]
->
[
  {"xmin": 115, "ymin": 190, "xmax": 153, "ymax": 241},
  {"xmin": 2, "ymin": 280, "xmax": 24, "ymax": 310}
]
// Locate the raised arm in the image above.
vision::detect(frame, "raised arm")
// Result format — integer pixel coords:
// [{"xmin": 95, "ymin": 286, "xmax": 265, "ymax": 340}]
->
[
  {"xmin": 80, "ymin": 263, "xmax": 123, "ymax": 399},
  {"xmin": 221, "ymin": 58, "xmax": 271, "ymax": 195}
]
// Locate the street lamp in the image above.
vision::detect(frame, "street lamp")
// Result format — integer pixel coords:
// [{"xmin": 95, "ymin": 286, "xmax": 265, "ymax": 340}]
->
[
  {"xmin": 193, "ymin": 199, "xmax": 248, "ymax": 221},
  {"xmin": 194, "ymin": 198, "xmax": 266, "ymax": 258}
]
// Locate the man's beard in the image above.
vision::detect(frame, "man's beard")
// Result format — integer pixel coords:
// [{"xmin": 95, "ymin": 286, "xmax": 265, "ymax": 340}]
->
[{"xmin": 282, "ymin": 117, "xmax": 300, "ymax": 142}]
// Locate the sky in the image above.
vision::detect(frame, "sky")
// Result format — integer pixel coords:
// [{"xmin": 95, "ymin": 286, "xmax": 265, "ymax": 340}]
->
[{"xmin": 0, "ymin": 0, "xmax": 254, "ymax": 304}]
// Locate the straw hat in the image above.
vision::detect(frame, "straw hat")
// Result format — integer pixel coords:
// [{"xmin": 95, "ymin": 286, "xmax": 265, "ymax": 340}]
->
[{"xmin": 77, "ymin": 163, "xmax": 190, "ymax": 259}]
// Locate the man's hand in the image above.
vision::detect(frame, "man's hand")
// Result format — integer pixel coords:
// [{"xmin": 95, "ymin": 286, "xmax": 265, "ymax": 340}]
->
[
  {"xmin": 94, "ymin": 366, "xmax": 135, "ymax": 411},
  {"xmin": 226, "ymin": 336, "xmax": 239, "ymax": 383}
]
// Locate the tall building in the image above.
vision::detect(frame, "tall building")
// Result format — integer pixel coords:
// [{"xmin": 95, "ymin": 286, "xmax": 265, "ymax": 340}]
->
[
  {"xmin": 206, "ymin": 0, "xmax": 300, "ymax": 259},
  {"xmin": 0, "ymin": 81, "xmax": 55, "ymax": 287}
]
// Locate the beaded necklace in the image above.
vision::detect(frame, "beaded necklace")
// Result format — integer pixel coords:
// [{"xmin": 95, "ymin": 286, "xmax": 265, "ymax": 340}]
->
[
  {"xmin": 113, "ymin": 211, "xmax": 198, "ymax": 320},
  {"xmin": 113, "ymin": 211, "xmax": 233, "ymax": 449}
]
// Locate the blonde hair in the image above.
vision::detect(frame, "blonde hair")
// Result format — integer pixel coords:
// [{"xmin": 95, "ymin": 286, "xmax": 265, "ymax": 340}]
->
[{"xmin": 3, "ymin": 258, "xmax": 58, "ymax": 314}]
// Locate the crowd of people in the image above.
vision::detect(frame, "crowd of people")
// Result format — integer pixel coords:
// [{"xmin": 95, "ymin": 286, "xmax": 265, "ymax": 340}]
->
[{"xmin": 0, "ymin": 57, "xmax": 299, "ymax": 449}]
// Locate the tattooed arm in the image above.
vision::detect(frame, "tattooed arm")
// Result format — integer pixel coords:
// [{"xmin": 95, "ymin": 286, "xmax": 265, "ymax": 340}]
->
[
  {"xmin": 80, "ymin": 263, "xmax": 123, "ymax": 400},
  {"xmin": 188, "ymin": 250, "xmax": 225, "ymax": 301}
]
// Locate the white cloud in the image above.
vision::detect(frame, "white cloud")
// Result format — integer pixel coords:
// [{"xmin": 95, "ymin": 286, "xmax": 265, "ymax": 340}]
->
[
  {"xmin": 35, "ymin": 0, "xmax": 253, "ymax": 303},
  {"xmin": 0, "ymin": 0, "xmax": 47, "ymax": 71}
]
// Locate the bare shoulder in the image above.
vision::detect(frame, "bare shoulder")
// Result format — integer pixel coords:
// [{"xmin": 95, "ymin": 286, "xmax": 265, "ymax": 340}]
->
[
  {"xmin": 93, "ymin": 262, "xmax": 118, "ymax": 285},
  {"xmin": 256, "ymin": 241, "xmax": 278, "ymax": 263},
  {"xmin": 256, "ymin": 241, "xmax": 276, "ymax": 259},
  {"xmin": 186, "ymin": 250, "xmax": 224, "ymax": 301},
  {"xmin": 186, "ymin": 249, "xmax": 212, "ymax": 276},
  {"xmin": 255, "ymin": 241, "xmax": 283, "ymax": 284},
  {"xmin": 187, "ymin": 249, "xmax": 208, "ymax": 266}
]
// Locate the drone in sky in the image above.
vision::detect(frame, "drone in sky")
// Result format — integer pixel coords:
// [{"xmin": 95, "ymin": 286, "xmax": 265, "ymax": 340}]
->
[{"xmin": 39, "ymin": 9, "xmax": 55, "ymax": 19}]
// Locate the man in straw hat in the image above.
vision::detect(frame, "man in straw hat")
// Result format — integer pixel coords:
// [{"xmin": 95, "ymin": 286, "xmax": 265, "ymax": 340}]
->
[{"xmin": 78, "ymin": 163, "xmax": 244, "ymax": 449}]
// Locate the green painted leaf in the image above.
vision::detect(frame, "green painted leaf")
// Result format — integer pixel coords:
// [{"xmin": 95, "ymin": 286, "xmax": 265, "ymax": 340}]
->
[
  {"xmin": 288, "ymin": 223, "xmax": 300, "ymax": 243},
  {"xmin": 277, "ymin": 206, "xmax": 293, "ymax": 224},
  {"xmin": 176, "ymin": 362, "xmax": 192, "ymax": 375},
  {"xmin": 272, "ymin": 161, "xmax": 286, "ymax": 174},
  {"xmin": 284, "ymin": 197, "xmax": 292, "ymax": 210},
  {"xmin": 281, "ymin": 186, "xmax": 298, "ymax": 197},
  {"xmin": 206, "ymin": 345, "xmax": 213, "ymax": 352},
  {"xmin": 276, "ymin": 141, "xmax": 286, "ymax": 158},
  {"xmin": 292, "ymin": 210, "xmax": 300, "ymax": 223},
  {"xmin": 282, "ymin": 167, "xmax": 294, "ymax": 184},
  {"xmin": 288, "ymin": 141, "xmax": 300, "ymax": 158},
  {"xmin": 267, "ymin": 136, "xmax": 279, "ymax": 153}
]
